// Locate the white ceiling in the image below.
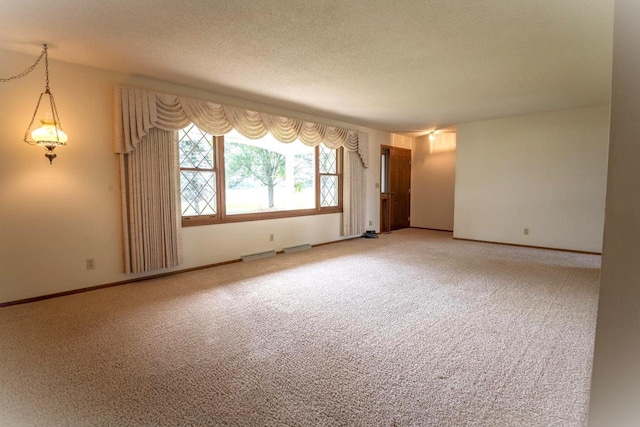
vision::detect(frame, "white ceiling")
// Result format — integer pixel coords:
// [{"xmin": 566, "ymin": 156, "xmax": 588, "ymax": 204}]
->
[{"xmin": 0, "ymin": 0, "xmax": 613, "ymax": 134}]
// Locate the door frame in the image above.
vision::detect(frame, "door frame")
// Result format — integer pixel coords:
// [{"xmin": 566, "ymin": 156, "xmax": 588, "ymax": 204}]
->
[{"xmin": 380, "ymin": 145, "xmax": 411, "ymax": 233}]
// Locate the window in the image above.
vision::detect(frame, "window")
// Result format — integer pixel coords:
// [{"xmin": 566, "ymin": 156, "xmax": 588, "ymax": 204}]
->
[
  {"xmin": 380, "ymin": 149, "xmax": 388, "ymax": 194},
  {"xmin": 224, "ymin": 130, "xmax": 316, "ymax": 214},
  {"xmin": 319, "ymin": 144, "xmax": 339, "ymax": 207},
  {"xmin": 179, "ymin": 126, "xmax": 342, "ymax": 226},
  {"xmin": 179, "ymin": 125, "xmax": 217, "ymax": 218}
]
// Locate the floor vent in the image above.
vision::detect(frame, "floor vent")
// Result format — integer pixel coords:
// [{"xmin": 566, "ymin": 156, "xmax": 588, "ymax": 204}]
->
[
  {"xmin": 283, "ymin": 244, "xmax": 312, "ymax": 254},
  {"xmin": 241, "ymin": 250, "xmax": 277, "ymax": 262}
]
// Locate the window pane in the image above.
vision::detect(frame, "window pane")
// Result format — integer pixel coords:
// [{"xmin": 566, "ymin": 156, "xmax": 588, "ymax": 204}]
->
[
  {"xmin": 319, "ymin": 144, "xmax": 337, "ymax": 174},
  {"xmin": 180, "ymin": 171, "xmax": 217, "ymax": 216},
  {"xmin": 381, "ymin": 153, "xmax": 387, "ymax": 194},
  {"xmin": 179, "ymin": 124, "xmax": 214, "ymax": 169},
  {"xmin": 224, "ymin": 129, "xmax": 316, "ymax": 214},
  {"xmin": 320, "ymin": 175, "xmax": 338, "ymax": 207}
]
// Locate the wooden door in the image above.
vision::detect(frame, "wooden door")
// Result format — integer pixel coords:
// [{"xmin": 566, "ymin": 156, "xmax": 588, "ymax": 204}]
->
[
  {"xmin": 389, "ymin": 147, "xmax": 411, "ymax": 230},
  {"xmin": 381, "ymin": 146, "xmax": 411, "ymax": 231}
]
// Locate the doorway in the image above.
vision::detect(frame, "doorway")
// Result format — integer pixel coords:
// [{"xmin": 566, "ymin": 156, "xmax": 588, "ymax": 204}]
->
[{"xmin": 380, "ymin": 146, "xmax": 411, "ymax": 232}]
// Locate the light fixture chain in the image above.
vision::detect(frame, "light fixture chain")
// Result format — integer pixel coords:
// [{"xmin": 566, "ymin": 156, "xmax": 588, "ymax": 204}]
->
[
  {"xmin": 0, "ymin": 45, "xmax": 47, "ymax": 83},
  {"xmin": 49, "ymin": 91, "xmax": 62, "ymax": 139},
  {"xmin": 24, "ymin": 92, "xmax": 45, "ymax": 144},
  {"xmin": 44, "ymin": 44, "xmax": 50, "ymax": 92}
]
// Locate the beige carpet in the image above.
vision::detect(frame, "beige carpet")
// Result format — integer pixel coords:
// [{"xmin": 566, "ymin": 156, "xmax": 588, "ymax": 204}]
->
[{"xmin": 0, "ymin": 229, "xmax": 601, "ymax": 426}]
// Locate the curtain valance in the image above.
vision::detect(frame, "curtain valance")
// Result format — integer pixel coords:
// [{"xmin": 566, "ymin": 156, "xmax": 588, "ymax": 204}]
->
[{"xmin": 115, "ymin": 86, "xmax": 369, "ymax": 167}]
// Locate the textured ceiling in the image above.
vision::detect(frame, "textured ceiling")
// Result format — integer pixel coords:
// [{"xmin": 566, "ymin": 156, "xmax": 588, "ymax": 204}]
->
[{"xmin": 0, "ymin": 0, "xmax": 613, "ymax": 134}]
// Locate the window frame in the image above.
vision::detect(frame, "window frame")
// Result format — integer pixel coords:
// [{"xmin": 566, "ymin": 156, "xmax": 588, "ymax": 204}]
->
[
  {"xmin": 317, "ymin": 144, "xmax": 342, "ymax": 210},
  {"xmin": 178, "ymin": 126, "xmax": 219, "ymax": 221},
  {"xmin": 181, "ymin": 134, "xmax": 343, "ymax": 227}
]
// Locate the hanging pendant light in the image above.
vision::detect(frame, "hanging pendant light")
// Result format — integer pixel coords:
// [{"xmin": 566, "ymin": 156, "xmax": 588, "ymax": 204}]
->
[
  {"xmin": 23, "ymin": 44, "xmax": 68, "ymax": 164},
  {"xmin": 30, "ymin": 116, "xmax": 68, "ymax": 164}
]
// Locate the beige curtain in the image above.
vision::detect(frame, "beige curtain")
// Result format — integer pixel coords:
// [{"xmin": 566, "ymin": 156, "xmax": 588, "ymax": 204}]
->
[
  {"xmin": 342, "ymin": 150, "xmax": 367, "ymax": 236},
  {"xmin": 115, "ymin": 86, "xmax": 368, "ymax": 166},
  {"xmin": 120, "ymin": 128, "xmax": 182, "ymax": 273},
  {"xmin": 116, "ymin": 85, "xmax": 368, "ymax": 273}
]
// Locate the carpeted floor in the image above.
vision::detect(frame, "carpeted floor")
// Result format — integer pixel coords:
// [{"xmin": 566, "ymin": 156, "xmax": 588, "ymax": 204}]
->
[{"xmin": 0, "ymin": 229, "xmax": 601, "ymax": 426}]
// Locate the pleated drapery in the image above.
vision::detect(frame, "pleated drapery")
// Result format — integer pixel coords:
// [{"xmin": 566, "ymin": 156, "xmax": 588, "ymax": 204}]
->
[
  {"xmin": 115, "ymin": 86, "xmax": 369, "ymax": 167},
  {"xmin": 120, "ymin": 128, "xmax": 182, "ymax": 273},
  {"xmin": 116, "ymin": 85, "xmax": 368, "ymax": 273},
  {"xmin": 342, "ymin": 150, "xmax": 367, "ymax": 237}
]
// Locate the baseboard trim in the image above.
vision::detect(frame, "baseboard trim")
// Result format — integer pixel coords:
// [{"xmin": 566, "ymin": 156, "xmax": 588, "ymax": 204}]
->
[
  {"xmin": 0, "ymin": 236, "xmax": 361, "ymax": 308},
  {"xmin": 452, "ymin": 237, "xmax": 602, "ymax": 255},
  {"xmin": 313, "ymin": 236, "xmax": 360, "ymax": 247},
  {"xmin": 410, "ymin": 227, "xmax": 454, "ymax": 233}
]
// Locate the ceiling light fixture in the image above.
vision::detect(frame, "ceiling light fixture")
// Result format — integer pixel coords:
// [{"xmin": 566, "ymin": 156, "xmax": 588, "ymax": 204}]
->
[
  {"xmin": 0, "ymin": 44, "xmax": 68, "ymax": 164},
  {"xmin": 428, "ymin": 131, "xmax": 436, "ymax": 142}
]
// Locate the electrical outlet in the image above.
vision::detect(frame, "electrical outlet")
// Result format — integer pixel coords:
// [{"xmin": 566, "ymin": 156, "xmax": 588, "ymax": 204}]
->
[
  {"xmin": 269, "ymin": 234, "xmax": 274, "ymax": 242},
  {"xmin": 369, "ymin": 220, "xmax": 373, "ymax": 226},
  {"xmin": 86, "ymin": 258, "xmax": 95, "ymax": 270},
  {"xmin": 524, "ymin": 228, "xmax": 529, "ymax": 236}
]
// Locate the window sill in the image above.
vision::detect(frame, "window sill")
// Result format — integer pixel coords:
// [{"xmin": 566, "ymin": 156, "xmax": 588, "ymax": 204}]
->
[{"xmin": 182, "ymin": 207, "xmax": 342, "ymax": 227}]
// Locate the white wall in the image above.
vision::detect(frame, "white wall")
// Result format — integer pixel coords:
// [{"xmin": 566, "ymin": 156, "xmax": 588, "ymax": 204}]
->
[
  {"xmin": 0, "ymin": 47, "xmax": 395, "ymax": 304},
  {"xmin": 389, "ymin": 134, "xmax": 413, "ymax": 150},
  {"xmin": 453, "ymin": 105, "xmax": 610, "ymax": 252},
  {"xmin": 588, "ymin": 0, "xmax": 640, "ymax": 424},
  {"xmin": 411, "ymin": 134, "xmax": 456, "ymax": 231}
]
